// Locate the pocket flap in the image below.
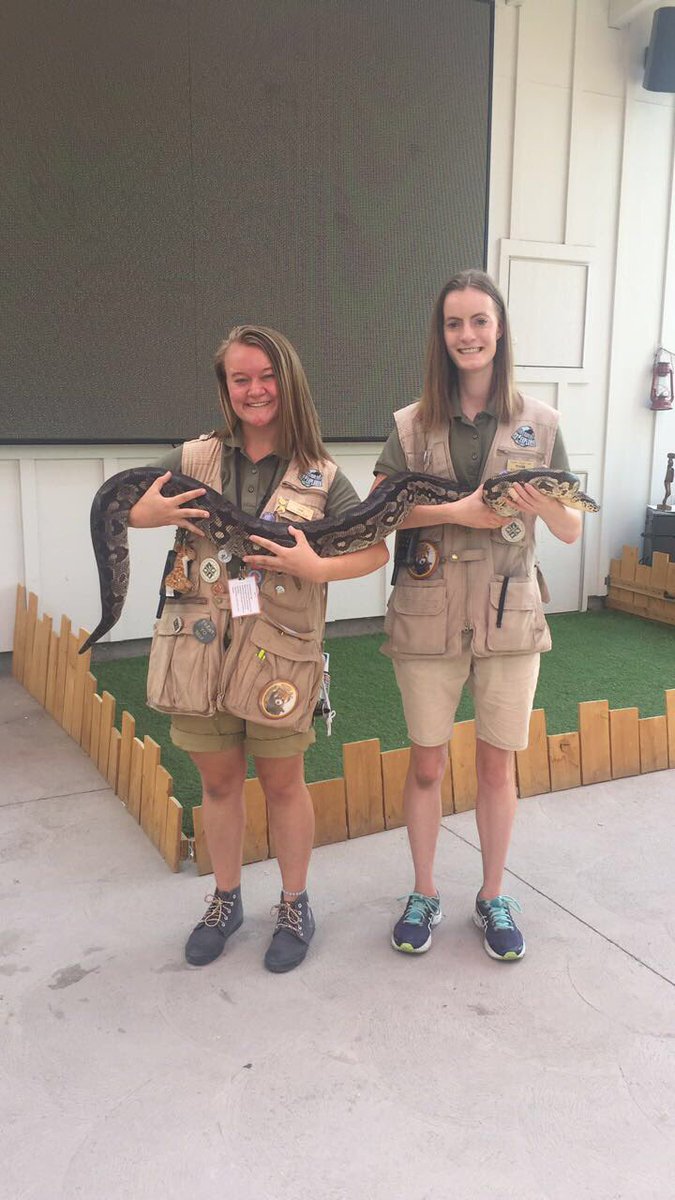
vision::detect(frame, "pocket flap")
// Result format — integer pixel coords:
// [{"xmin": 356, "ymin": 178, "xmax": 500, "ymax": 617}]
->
[
  {"xmin": 249, "ymin": 618, "xmax": 322, "ymax": 663},
  {"xmin": 392, "ymin": 586, "xmax": 446, "ymax": 617},
  {"xmin": 488, "ymin": 578, "xmax": 539, "ymax": 612}
]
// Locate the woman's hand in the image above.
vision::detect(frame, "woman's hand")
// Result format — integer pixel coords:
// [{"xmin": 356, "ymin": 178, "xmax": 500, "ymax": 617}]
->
[
  {"xmin": 127, "ymin": 471, "xmax": 210, "ymax": 537},
  {"xmin": 244, "ymin": 526, "xmax": 326, "ymax": 582},
  {"xmin": 507, "ymin": 482, "xmax": 582, "ymax": 544},
  {"xmin": 449, "ymin": 486, "xmax": 508, "ymax": 529}
]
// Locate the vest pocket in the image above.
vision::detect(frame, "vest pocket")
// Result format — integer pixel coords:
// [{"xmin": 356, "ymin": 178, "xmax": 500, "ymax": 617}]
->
[
  {"xmin": 219, "ymin": 617, "xmax": 324, "ymax": 731},
  {"xmin": 146, "ymin": 604, "xmax": 224, "ymax": 716},
  {"xmin": 385, "ymin": 585, "xmax": 447, "ymax": 655},
  {"xmin": 485, "ymin": 577, "xmax": 551, "ymax": 654}
]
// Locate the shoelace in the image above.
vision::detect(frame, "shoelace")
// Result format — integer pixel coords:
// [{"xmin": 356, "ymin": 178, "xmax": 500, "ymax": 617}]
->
[
  {"xmin": 201, "ymin": 893, "xmax": 235, "ymax": 928},
  {"xmin": 271, "ymin": 901, "xmax": 303, "ymax": 935},
  {"xmin": 401, "ymin": 893, "xmax": 438, "ymax": 926},
  {"xmin": 479, "ymin": 895, "xmax": 522, "ymax": 931}
]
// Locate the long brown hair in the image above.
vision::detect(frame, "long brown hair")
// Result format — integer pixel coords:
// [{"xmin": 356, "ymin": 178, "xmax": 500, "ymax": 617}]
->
[
  {"xmin": 418, "ymin": 270, "xmax": 521, "ymax": 431},
  {"xmin": 214, "ymin": 325, "xmax": 331, "ymax": 472}
]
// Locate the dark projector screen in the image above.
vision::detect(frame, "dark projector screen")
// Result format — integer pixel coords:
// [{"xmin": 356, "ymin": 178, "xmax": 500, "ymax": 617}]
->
[{"xmin": 1, "ymin": 0, "xmax": 493, "ymax": 443}]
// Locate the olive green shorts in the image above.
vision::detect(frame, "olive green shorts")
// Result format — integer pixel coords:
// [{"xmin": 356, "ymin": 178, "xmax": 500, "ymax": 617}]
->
[{"xmin": 170, "ymin": 711, "xmax": 316, "ymax": 759}]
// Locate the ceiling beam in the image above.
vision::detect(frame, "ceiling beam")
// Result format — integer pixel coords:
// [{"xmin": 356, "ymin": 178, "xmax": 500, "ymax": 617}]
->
[{"xmin": 608, "ymin": 1, "xmax": 658, "ymax": 29}]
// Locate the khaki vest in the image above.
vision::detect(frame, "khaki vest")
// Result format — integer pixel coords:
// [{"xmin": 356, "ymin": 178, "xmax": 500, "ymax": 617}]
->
[
  {"xmin": 147, "ymin": 433, "xmax": 337, "ymax": 730},
  {"xmin": 383, "ymin": 396, "xmax": 559, "ymax": 661}
]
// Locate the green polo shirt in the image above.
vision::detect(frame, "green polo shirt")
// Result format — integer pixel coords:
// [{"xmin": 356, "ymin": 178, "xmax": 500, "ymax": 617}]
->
[
  {"xmin": 374, "ymin": 400, "xmax": 569, "ymax": 489},
  {"xmin": 156, "ymin": 430, "xmax": 359, "ymax": 519}
]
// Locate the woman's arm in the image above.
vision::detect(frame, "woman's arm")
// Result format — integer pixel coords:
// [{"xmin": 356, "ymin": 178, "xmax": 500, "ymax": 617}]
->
[
  {"xmin": 507, "ymin": 482, "xmax": 582, "ymax": 544},
  {"xmin": 370, "ymin": 473, "xmax": 507, "ymax": 531},
  {"xmin": 243, "ymin": 527, "xmax": 389, "ymax": 583}
]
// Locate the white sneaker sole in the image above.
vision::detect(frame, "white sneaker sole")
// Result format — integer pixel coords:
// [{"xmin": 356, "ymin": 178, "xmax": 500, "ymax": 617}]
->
[
  {"xmin": 392, "ymin": 910, "xmax": 443, "ymax": 954},
  {"xmin": 473, "ymin": 911, "xmax": 525, "ymax": 961}
]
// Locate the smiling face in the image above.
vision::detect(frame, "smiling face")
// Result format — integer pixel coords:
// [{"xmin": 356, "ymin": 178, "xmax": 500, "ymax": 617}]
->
[
  {"xmin": 442, "ymin": 287, "xmax": 503, "ymax": 378},
  {"xmin": 223, "ymin": 342, "xmax": 280, "ymax": 433}
]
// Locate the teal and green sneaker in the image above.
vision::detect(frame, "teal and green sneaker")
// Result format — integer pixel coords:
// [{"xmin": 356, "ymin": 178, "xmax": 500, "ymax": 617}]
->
[
  {"xmin": 473, "ymin": 894, "xmax": 525, "ymax": 961},
  {"xmin": 391, "ymin": 892, "xmax": 442, "ymax": 954}
]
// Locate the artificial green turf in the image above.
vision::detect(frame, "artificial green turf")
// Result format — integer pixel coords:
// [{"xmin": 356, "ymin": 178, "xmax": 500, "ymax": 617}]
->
[{"xmin": 94, "ymin": 609, "xmax": 674, "ymax": 832}]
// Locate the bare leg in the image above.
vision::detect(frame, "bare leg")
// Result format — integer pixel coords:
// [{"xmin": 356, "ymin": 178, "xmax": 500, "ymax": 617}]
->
[
  {"xmin": 474, "ymin": 739, "xmax": 517, "ymax": 899},
  {"xmin": 403, "ymin": 743, "xmax": 448, "ymax": 896},
  {"xmin": 255, "ymin": 754, "xmax": 314, "ymax": 899},
  {"xmin": 189, "ymin": 746, "xmax": 247, "ymax": 892}
]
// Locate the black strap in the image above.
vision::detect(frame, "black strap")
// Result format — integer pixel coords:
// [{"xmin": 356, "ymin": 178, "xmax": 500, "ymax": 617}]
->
[{"xmin": 496, "ymin": 576, "xmax": 510, "ymax": 629}]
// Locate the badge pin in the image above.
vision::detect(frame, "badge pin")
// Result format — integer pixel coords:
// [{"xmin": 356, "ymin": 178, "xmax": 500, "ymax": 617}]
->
[
  {"xmin": 217, "ymin": 548, "xmax": 232, "ymax": 564},
  {"xmin": 248, "ymin": 569, "xmax": 263, "ymax": 586},
  {"xmin": 172, "ymin": 616, "xmax": 184, "ymax": 633},
  {"xmin": 261, "ymin": 511, "xmax": 277, "ymax": 522},
  {"xmin": 199, "ymin": 557, "xmax": 221, "ymax": 583},
  {"xmin": 211, "ymin": 580, "xmax": 227, "ymax": 595},
  {"xmin": 512, "ymin": 425, "xmax": 536, "ymax": 448},
  {"xmin": 275, "ymin": 583, "xmax": 286, "ymax": 594},
  {"xmin": 501, "ymin": 518, "xmax": 526, "ymax": 544},
  {"xmin": 192, "ymin": 617, "xmax": 217, "ymax": 643},
  {"xmin": 407, "ymin": 540, "xmax": 440, "ymax": 580},
  {"xmin": 259, "ymin": 679, "xmax": 299, "ymax": 719}
]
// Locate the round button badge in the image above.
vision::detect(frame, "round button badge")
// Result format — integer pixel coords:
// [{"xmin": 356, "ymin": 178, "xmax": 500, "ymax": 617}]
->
[
  {"xmin": 501, "ymin": 518, "xmax": 526, "ymax": 544},
  {"xmin": 217, "ymin": 547, "xmax": 232, "ymax": 564},
  {"xmin": 192, "ymin": 618, "xmax": 217, "ymax": 644}
]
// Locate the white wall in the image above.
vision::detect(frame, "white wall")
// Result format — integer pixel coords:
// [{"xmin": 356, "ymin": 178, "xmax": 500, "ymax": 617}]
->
[
  {"xmin": 3, "ymin": 0, "xmax": 675, "ymax": 652},
  {"xmin": 489, "ymin": 0, "xmax": 675, "ymax": 603}
]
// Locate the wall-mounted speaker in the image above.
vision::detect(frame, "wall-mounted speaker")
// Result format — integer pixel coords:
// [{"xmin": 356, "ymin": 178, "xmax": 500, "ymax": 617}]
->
[{"xmin": 643, "ymin": 7, "xmax": 675, "ymax": 93}]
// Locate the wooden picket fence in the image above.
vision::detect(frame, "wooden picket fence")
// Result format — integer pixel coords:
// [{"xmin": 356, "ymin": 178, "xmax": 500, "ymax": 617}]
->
[
  {"xmin": 11, "ymin": 585, "xmax": 675, "ymax": 878},
  {"xmin": 191, "ymin": 686, "xmax": 675, "ymax": 874},
  {"xmin": 607, "ymin": 546, "xmax": 675, "ymax": 625},
  {"xmin": 11, "ymin": 586, "xmax": 185, "ymax": 871}
]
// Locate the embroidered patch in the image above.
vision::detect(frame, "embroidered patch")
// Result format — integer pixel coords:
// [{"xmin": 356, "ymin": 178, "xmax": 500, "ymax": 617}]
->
[
  {"xmin": 407, "ymin": 540, "xmax": 440, "ymax": 580},
  {"xmin": 512, "ymin": 425, "xmax": 536, "ymax": 448},
  {"xmin": 259, "ymin": 680, "xmax": 299, "ymax": 719},
  {"xmin": 299, "ymin": 468, "xmax": 323, "ymax": 488}
]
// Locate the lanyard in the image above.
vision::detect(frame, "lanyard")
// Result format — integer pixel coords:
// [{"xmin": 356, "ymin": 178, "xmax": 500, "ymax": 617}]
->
[{"xmin": 234, "ymin": 447, "xmax": 279, "ymax": 516}]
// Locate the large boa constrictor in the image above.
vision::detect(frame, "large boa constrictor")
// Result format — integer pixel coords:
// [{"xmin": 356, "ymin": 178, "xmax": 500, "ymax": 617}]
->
[{"xmin": 81, "ymin": 466, "xmax": 598, "ymax": 652}]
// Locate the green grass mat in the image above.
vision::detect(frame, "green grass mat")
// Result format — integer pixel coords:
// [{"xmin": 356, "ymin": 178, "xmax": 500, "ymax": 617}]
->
[{"xmin": 94, "ymin": 609, "xmax": 674, "ymax": 831}]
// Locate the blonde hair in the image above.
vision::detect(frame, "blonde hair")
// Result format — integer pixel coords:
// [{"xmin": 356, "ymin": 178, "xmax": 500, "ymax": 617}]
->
[
  {"xmin": 418, "ymin": 270, "xmax": 521, "ymax": 431},
  {"xmin": 214, "ymin": 325, "xmax": 331, "ymax": 472}
]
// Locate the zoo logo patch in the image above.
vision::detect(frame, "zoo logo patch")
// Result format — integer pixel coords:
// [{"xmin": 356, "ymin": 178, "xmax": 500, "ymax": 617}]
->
[
  {"xmin": 299, "ymin": 468, "xmax": 323, "ymax": 488},
  {"xmin": 512, "ymin": 425, "xmax": 536, "ymax": 448}
]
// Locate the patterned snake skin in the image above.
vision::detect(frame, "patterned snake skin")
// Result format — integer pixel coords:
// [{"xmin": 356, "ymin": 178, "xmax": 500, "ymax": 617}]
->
[{"xmin": 80, "ymin": 466, "xmax": 598, "ymax": 651}]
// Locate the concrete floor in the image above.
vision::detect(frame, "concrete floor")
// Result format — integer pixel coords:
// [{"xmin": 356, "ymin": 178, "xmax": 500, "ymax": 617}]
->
[{"xmin": 2, "ymin": 673, "xmax": 675, "ymax": 1200}]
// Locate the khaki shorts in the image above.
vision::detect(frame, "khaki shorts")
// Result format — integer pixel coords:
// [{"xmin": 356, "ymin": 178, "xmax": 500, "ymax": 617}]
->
[
  {"xmin": 393, "ymin": 634, "xmax": 540, "ymax": 751},
  {"xmin": 170, "ymin": 712, "xmax": 316, "ymax": 759}
]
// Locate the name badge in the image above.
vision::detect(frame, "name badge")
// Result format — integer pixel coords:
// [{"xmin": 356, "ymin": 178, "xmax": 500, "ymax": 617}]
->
[
  {"xmin": 506, "ymin": 458, "xmax": 538, "ymax": 472},
  {"xmin": 229, "ymin": 575, "xmax": 261, "ymax": 618},
  {"xmin": 285, "ymin": 497, "xmax": 316, "ymax": 520}
]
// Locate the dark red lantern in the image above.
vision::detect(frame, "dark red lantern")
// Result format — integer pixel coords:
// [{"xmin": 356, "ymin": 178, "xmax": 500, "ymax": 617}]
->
[{"xmin": 650, "ymin": 350, "xmax": 674, "ymax": 411}]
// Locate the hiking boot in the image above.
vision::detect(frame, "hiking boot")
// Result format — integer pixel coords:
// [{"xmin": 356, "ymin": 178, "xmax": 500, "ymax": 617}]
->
[
  {"xmin": 473, "ymin": 894, "xmax": 525, "ymax": 961},
  {"xmin": 263, "ymin": 891, "xmax": 315, "ymax": 973},
  {"xmin": 185, "ymin": 887, "xmax": 243, "ymax": 966},
  {"xmin": 391, "ymin": 891, "xmax": 442, "ymax": 954}
]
